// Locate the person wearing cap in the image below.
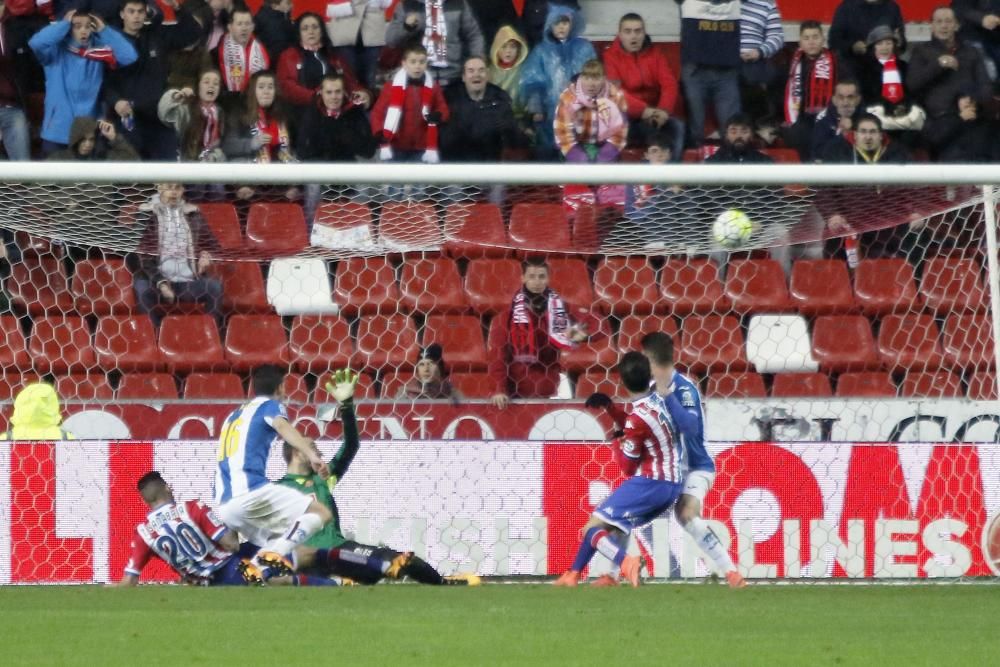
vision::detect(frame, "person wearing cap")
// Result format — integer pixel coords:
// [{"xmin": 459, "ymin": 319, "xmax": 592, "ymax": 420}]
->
[
  {"xmin": 0, "ymin": 383, "xmax": 76, "ymax": 440},
  {"xmin": 829, "ymin": 0, "xmax": 905, "ymax": 77},
  {"xmin": 397, "ymin": 343, "xmax": 457, "ymax": 400},
  {"xmin": 857, "ymin": 25, "xmax": 925, "ymax": 135}
]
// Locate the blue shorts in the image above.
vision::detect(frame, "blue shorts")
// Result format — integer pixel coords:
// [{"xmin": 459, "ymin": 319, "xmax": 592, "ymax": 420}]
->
[
  {"xmin": 210, "ymin": 543, "xmax": 260, "ymax": 586},
  {"xmin": 593, "ymin": 476, "xmax": 682, "ymax": 532}
]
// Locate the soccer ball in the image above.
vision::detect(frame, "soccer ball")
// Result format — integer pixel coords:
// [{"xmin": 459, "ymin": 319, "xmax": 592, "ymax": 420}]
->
[{"xmin": 713, "ymin": 209, "xmax": 754, "ymax": 249}]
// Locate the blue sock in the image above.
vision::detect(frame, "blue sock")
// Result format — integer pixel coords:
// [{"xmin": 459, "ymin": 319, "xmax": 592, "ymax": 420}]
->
[
  {"xmin": 570, "ymin": 526, "xmax": 607, "ymax": 572},
  {"xmin": 292, "ymin": 574, "xmax": 339, "ymax": 586},
  {"xmin": 318, "ymin": 548, "xmax": 389, "ymax": 576}
]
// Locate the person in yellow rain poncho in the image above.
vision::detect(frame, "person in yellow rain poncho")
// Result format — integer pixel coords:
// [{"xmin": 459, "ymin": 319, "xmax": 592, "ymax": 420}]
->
[{"xmin": 0, "ymin": 383, "xmax": 76, "ymax": 440}]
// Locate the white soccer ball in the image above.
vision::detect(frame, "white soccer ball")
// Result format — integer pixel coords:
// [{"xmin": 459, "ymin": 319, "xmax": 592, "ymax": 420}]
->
[{"xmin": 713, "ymin": 209, "xmax": 754, "ymax": 249}]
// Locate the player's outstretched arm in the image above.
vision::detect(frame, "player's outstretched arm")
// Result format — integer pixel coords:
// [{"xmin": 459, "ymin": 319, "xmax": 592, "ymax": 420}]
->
[
  {"xmin": 273, "ymin": 417, "xmax": 329, "ymax": 479},
  {"xmin": 323, "ymin": 369, "xmax": 362, "ymax": 482}
]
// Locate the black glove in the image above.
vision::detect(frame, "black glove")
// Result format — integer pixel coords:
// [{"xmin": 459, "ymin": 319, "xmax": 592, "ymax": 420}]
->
[
  {"xmin": 425, "ymin": 111, "xmax": 443, "ymax": 124},
  {"xmin": 584, "ymin": 392, "xmax": 612, "ymax": 410}
]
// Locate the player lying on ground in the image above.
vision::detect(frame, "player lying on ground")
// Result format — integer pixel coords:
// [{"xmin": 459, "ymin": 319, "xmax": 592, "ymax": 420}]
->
[
  {"xmin": 277, "ymin": 369, "xmax": 480, "ymax": 586},
  {"xmin": 587, "ymin": 333, "xmax": 745, "ymax": 588},
  {"xmin": 555, "ymin": 352, "xmax": 682, "ymax": 588},
  {"xmin": 214, "ymin": 364, "xmax": 335, "ymax": 583},
  {"xmin": 117, "ymin": 471, "xmax": 340, "ymax": 587}
]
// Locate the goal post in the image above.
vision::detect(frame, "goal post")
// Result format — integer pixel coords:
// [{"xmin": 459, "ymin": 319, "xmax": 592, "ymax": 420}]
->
[{"xmin": 1, "ymin": 162, "xmax": 1000, "ymax": 584}]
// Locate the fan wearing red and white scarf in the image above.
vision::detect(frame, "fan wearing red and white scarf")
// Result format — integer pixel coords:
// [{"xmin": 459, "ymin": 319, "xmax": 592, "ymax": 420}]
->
[
  {"xmin": 423, "ymin": 0, "xmax": 448, "ymax": 69},
  {"xmin": 67, "ymin": 43, "xmax": 118, "ymax": 67},
  {"xmin": 378, "ymin": 67, "xmax": 440, "ymax": 163},
  {"xmin": 200, "ymin": 103, "xmax": 221, "ymax": 151},
  {"xmin": 254, "ymin": 109, "xmax": 292, "ymax": 163},
  {"xmin": 509, "ymin": 288, "xmax": 577, "ymax": 363},
  {"xmin": 879, "ymin": 55, "xmax": 904, "ymax": 105},
  {"xmin": 784, "ymin": 48, "xmax": 836, "ymax": 124},
  {"xmin": 219, "ymin": 34, "xmax": 270, "ymax": 92}
]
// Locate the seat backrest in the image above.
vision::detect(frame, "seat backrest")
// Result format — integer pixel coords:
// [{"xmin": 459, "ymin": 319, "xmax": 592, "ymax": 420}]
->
[
  {"xmin": 198, "ymin": 203, "xmax": 243, "ymax": 251},
  {"xmin": 245, "ymin": 203, "xmax": 308, "ymax": 255},
  {"xmin": 117, "ymin": 373, "xmax": 178, "ymax": 399},
  {"xmin": 313, "ymin": 201, "xmax": 376, "ymax": 249},
  {"xmin": 746, "ymin": 315, "xmax": 818, "ymax": 373},
  {"xmin": 771, "ymin": 372, "xmax": 832, "ymax": 397},
  {"xmin": 725, "ymin": 259, "xmax": 790, "ymax": 313},
  {"xmin": 443, "ymin": 203, "xmax": 507, "ymax": 252},
  {"xmin": 593, "ymin": 257, "xmax": 659, "ymax": 315},
  {"xmin": 71, "ymin": 259, "xmax": 135, "ymax": 316},
  {"xmin": 836, "ymin": 372, "xmax": 896, "ymax": 397},
  {"xmin": 853, "ymin": 259, "xmax": 919, "ymax": 315},
  {"xmin": 334, "ymin": 257, "xmax": 399, "ymax": 315},
  {"xmin": 789, "ymin": 259, "xmax": 854, "ymax": 315},
  {"xmin": 379, "ymin": 202, "xmax": 442, "ymax": 250},
  {"xmin": 706, "ymin": 372, "xmax": 767, "ymax": 398},
  {"xmin": 509, "ymin": 203, "xmax": 570, "ymax": 250},
  {"xmin": 422, "ymin": 314, "xmax": 487, "ymax": 370},
  {"xmin": 921, "ymin": 257, "xmax": 987, "ymax": 313},
  {"xmin": 399, "ymin": 257, "xmax": 467, "ymax": 312},
  {"xmin": 660, "ymin": 259, "xmax": 728, "ymax": 314},
  {"xmin": 185, "ymin": 373, "xmax": 245, "ymax": 399},
  {"xmin": 267, "ymin": 258, "xmax": 337, "ymax": 315},
  {"xmin": 547, "ymin": 259, "xmax": 593, "ymax": 307},
  {"xmin": 464, "ymin": 259, "xmax": 523, "ymax": 314}
]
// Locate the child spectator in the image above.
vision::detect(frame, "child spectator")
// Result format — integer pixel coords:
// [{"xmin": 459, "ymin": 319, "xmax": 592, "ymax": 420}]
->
[
  {"xmin": 212, "ymin": 4, "xmax": 269, "ymax": 107},
  {"xmin": 488, "ymin": 24, "xmax": 529, "ymax": 123},
  {"xmin": 158, "ymin": 69, "xmax": 227, "ymax": 162},
  {"xmin": 223, "ymin": 70, "xmax": 294, "ymax": 164},
  {"xmin": 371, "ymin": 43, "xmax": 449, "ymax": 164},
  {"xmin": 829, "ymin": 0, "xmax": 905, "ymax": 77},
  {"xmin": 624, "ymin": 130, "xmax": 675, "ymax": 216},
  {"xmin": 385, "ymin": 0, "xmax": 485, "ymax": 87},
  {"xmin": 782, "ymin": 20, "xmax": 838, "ymax": 161},
  {"xmin": 325, "ymin": 0, "xmax": 392, "ymax": 91},
  {"xmin": 520, "ymin": 0, "xmax": 580, "ymax": 47},
  {"xmin": 30, "ymin": 9, "xmax": 138, "ymax": 154},
  {"xmin": 553, "ymin": 59, "xmax": 628, "ymax": 163},
  {"xmin": 45, "ymin": 116, "xmax": 139, "ymax": 161},
  {"xmin": 857, "ymin": 25, "xmax": 925, "ymax": 137},
  {"xmin": 254, "ymin": 0, "xmax": 296, "ymax": 62},
  {"xmin": 397, "ymin": 344, "xmax": 457, "ymax": 400},
  {"xmin": 519, "ymin": 4, "xmax": 595, "ymax": 160}
]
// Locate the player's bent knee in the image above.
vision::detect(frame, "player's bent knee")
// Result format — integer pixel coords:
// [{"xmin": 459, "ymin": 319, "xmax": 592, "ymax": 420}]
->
[{"xmin": 308, "ymin": 500, "xmax": 332, "ymax": 524}]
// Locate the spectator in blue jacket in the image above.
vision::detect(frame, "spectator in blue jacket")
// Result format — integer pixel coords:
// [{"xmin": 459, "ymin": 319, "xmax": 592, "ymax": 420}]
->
[
  {"xmin": 519, "ymin": 3, "xmax": 595, "ymax": 160},
  {"xmin": 30, "ymin": 9, "xmax": 138, "ymax": 154}
]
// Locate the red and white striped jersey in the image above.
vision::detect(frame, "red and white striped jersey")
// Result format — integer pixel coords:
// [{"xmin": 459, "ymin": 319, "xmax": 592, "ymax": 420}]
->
[
  {"xmin": 125, "ymin": 499, "xmax": 233, "ymax": 580},
  {"xmin": 615, "ymin": 394, "xmax": 681, "ymax": 483}
]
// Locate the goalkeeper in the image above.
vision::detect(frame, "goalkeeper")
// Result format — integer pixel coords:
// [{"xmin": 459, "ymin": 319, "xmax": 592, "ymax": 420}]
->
[{"xmin": 277, "ymin": 369, "xmax": 480, "ymax": 586}]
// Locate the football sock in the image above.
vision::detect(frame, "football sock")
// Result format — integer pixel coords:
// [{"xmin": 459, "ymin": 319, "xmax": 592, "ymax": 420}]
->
[
  {"xmin": 401, "ymin": 555, "xmax": 445, "ymax": 585},
  {"xmin": 683, "ymin": 517, "xmax": 736, "ymax": 573},
  {"xmin": 293, "ymin": 574, "xmax": 339, "ymax": 587},
  {"xmin": 570, "ymin": 526, "xmax": 606, "ymax": 572},
  {"xmin": 263, "ymin": 512, "xmax": 325, "ymax": 558},
  {"xmin": 594, "ymin": 532, "xmax": 628, "ymax": 567},
  {"xmin": 317, "ymin": 548, "xmax": 390, "ymax": 576}
]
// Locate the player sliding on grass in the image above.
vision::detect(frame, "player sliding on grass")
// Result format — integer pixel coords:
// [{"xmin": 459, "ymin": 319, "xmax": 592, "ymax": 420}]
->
[
  {"xmin": 214, "ymin": 364, "xmax": 334, "ymax": 584},
  {"xmin": 555, "ymin": 352, "xmax": 682, "ymax": 587},
  {"xmin": 117, "ymin": 471, "xmax": 339, "ymax": 587},
  {"xmin": 277, "ymin": 369, "xmax": 480, "ymax": 586}
]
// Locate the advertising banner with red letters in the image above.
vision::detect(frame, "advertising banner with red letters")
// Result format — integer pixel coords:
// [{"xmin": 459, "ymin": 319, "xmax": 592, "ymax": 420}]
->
[{"xmin": 2, "ymin": 440, "xmax": 998, "ymax": 584}]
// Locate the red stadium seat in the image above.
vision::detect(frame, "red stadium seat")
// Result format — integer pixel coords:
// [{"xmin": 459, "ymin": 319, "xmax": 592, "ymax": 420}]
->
[
  {"xmin": 836, "ymin": 372, "xmax": 896, "ymax": 397},
  {"xmin": 245, "ymin": 203, "xmax": 308, "ymax": 255},
  {"xmin": 334, "ymin": 257, "xmax": 400, "ymax": 315},
  {"xmin": 28, "ymin": 316, "xmax": 95, "ymax": 373},
  {"xmin": 0, "ymin": 315, "xmax": 30, "ymax": 370},
  {"xmin": 677, "ymin": 315, "xmax": 748, "ymax": 374},
  {"xmin": 289, "ymin": 315, "xmax": 353, "ymax": 374},
  {"xmin": 898, "ymin": 370, "xmax": 963, "ymax": 398},
  {"xmin": 55, "ymin": 374, "xmax": 114, "ymax": 400},
  {"xmin": 593, "ymin": 257, "xmax": 661, "ymax": 316},
  {"xmin": 399, "ymin": 257, "xmax": 468, "ymax": 313},
  {"xmin": 224, "ymin": 315, "xmax": 289, "ymax": 372},
  {"xmin": 94, "ymin": 315, "xmax": 161, "ymax": 372},
  {"xmin": 314, "ymin": 201, "xmax": 374, "ymax": 238},
  {"xmin": 355, "ymin": 314, "xmax": 419, "ymax": 371},
  {"xmin": 705, "ymin": 372, "xmax": 767, "ymax": 398},
  {"xmin": 464, "ymin": 258, "xmax": 523, "ymax": 315},
  {"xmin": 422, "ymin": 314, "xmax": 488, "ymax": 371},
  {"xmin": 158, "ymin": 315, "xmax": 227, "ymax": 373},
  {"xmin": 212, "ymin": 261, "xmax": 269, "ymax": 313},
  {"xmin": 724, "ymin": 259, "xmax": 791, "ymax": 314},
  {"xmin": 444, "ymin": 203, "xmax": 509, "ymax": 258},
  {"xmin": 0, "ymin": 373, "xmax": 41, "ymax": 401},
  {"xmin": 184, "ymin": 373, "xmax": 244, "ymax": 399},
  {"xmin": 199, "ymin": 203, "xmax": 243, "ymax": 251},
  {"xmin": 941, "ymin": 313, "xmax": 994, "ymax": 370},
  {"xmin": 14, "ymin": 230, "xmax": 63, "ymax": 257},
  {"xmin": 660, "ymin": 259, "xmax": 729, "ymax": 315},
  {"xmin": 789, "ymin": 260, "xmax": 855, "ymax": 316},
  {"xmin": 561, "ymin": 318, "xmax": 617, "ymax": 374},
  {"xmin": 853, "ymin": 259, "xmax": 920, "ymax": 316},
  {"xmin": 8, "ymin": 255, "xmax": 74, "ymax": 315},
  {"xmin": 117, "ymin": 373, "xmax": 179, "ymax": 400},
  {"xmin": 379, "ymin": 202, "xmax": 443, "ymax": 249},
  {"xmin": 449, "ymin": 372, "xmax": 494, "ymax": 398},
  {"xmin": 877, "ymin": 314, "xmax": 943, "ymax": 372},
  {"xmin": 574, "ymin": 371, "xmax": 629, "ymax": 400},
  {"xmin": 314, "ymin": 372, "xmax": 374, "ymax": 402},
  {"xmin": 920, "ymin": 257, "xmax": 987, "ymax": 314},
  {"xmin": 71, "ymin": 259, "xmax": 135, "ymax": 316},
  {"xmin": 547, "ymin": 259, "xmax": 594, "ymax": 308},
  {"xmin": 967, "ymin": 371, "xmax": 997, "ymax": 400},
  {"xmin": 617, "ymin": 314, "xmax": 680, "ymax": 353},
  {"xmin": 810, "ymin": 315, "xmax": 879, "ymax": 373},
  {"xmin": 509, "ymin": 203, "xmax": 571, "ymax": 254},
  {"xmin": 771, "ymin": 373, "xmax": 833, "ymax": 397}
]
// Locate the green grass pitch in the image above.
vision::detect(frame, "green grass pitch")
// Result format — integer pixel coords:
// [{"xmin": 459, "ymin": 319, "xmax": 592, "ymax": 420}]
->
[{"xmin": 2, "ymin": 584, "xmax": 999, "ymax": 666}]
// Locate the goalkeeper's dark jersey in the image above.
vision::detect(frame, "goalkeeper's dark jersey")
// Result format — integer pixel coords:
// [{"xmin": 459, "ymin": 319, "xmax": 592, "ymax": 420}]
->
[{"xmin": 275, "ymin": 402, "xmax": 359, "ymax": 549}]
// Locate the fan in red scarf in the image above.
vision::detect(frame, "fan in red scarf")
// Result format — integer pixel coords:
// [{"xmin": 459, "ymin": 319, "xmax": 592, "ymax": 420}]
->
[
  {"xmin": 785, "ymin": 21, "xmax": 836, "ymax": 125},
  {"xmin": 216, "ymin": 6, "xmax": 269, "ymax": 93}
]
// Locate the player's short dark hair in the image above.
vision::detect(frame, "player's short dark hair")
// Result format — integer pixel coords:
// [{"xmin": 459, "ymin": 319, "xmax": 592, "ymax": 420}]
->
[
  {"xmin": 252, "ymin": 364, "xmax": 286, "ymax": 397},
  {"xmin": 521, "ymin": 256, "xmax": 549, "ymax": 274},
  {"xmin": 619, "ymin": 351, "xmax": 652, "ymax": 393},
  {"xmin": 619, "ymin": 12, "xmax": 644, "ymax": 28},
  {"xmin": 799, "ymin": 19, "xmax": 823, "ymax": 35},
  {"xmin": 136, "ymin": 470, "xmax": 166, "ymax": 493},
  {"xmin": 641, "ymin": 332, "xmax": 674, "ymax": 366},
  {"xmin": 856, "ymin": 112, "xmax": 883, "ymax": 131}
]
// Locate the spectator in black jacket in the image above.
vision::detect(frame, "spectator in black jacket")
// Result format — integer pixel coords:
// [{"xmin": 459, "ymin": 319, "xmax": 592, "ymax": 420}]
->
[
  {"xmin": 820, "ymin": 112, "xmax": 910, "ymax": 163},
  {"xmin": 441, "ymin": 55, "xmax": 522, "ymax": 162},
  {"xmin": 811, "ymin": 78, "xmax": 863, "ymax": 160},
  {"xmin": 953, "ymin": 0, "xmax": 1000, "ymax": 78},
  {"xmin": 104, "ymin": 0, "xmax": 202, "ymax": 160},
  {"xmin": 254, "ymin": 0, "xmax": 295, "ymax": 63},
  {"xmin": 0, "ymin": 2, "xmax": 30, "ymax": 160},
  {"xmin": 706, "ymin": 113, "xmax": 774, "ymax": 164},
  {"xmin": 466, "ymin": 0, "xmax": 518, "ymax": 46},
  {"xmin": 924, "ymin": 94, "xmax": 998, "ymax": 161},
  {"xmin": 829, "ymin": 0, "xmax": 905, "ymax": 76}
]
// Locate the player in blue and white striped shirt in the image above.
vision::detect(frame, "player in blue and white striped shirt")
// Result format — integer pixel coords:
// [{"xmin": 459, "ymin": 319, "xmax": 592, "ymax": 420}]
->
[{"xmin": 214, "ymin": 365, "xmax": 333, "ymax": 583}]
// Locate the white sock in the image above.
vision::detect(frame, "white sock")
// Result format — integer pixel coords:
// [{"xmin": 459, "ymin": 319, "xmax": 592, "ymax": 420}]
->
[
  {"xmin": 260, "ymin": 513, "xmax": 325, "ymax": 558},
  {"xmin": 595, "ymin": 533, "xmax": 622, "ymax": 561},
  {"xmin": 683, "ymin": 517, "xmax": 736, "ymax": 574}
]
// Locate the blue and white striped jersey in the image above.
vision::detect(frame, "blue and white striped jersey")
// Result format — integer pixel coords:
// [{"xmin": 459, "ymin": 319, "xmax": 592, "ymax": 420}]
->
[{"xmin": 214, "ymin": 397, "xmax": 287, "ymax": 504}]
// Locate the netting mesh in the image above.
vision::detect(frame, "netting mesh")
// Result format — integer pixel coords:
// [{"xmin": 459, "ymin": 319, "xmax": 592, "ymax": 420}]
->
[{"xmin": 0, "ymin": 174, "xmax": 998, "ymax": 584}]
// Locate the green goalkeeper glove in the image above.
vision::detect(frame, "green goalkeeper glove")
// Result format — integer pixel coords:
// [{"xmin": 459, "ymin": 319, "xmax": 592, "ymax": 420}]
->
[{"xmin": 324, "ymin": 369, "xmax": 360, "ymax": 404}]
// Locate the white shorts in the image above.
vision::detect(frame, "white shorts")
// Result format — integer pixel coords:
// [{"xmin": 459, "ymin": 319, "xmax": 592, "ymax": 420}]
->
[
  {"xmin": 681, "ymin": 470, "xmax": 716, "ymax": 503},
  {"xmin": 216, "ymin": 483, "xmax": 313, "ymax": 547}
]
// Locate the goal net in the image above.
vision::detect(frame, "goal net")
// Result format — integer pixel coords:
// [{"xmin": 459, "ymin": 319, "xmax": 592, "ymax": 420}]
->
[{"xmin": 1, "ymin": 162, "xmax": 999, "ymax": 584}]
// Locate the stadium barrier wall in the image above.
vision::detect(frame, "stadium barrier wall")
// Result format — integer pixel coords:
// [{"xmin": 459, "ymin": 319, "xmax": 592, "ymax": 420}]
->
[
  {"xmin": 14, "ymin": 399, "xmax": 1000, "ymax": 443},
  {"xmin": 2, "ymin": 440, "xmax": 998, "ymax": 584}
]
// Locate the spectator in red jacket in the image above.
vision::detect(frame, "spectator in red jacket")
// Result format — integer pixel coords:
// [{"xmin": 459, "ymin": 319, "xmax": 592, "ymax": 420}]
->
[
  {"xmin": 489, "ymin": 257, "xmax": 596, "ymax": 407},
  {"xmin": 603, "ymin": 12, "xmax": 684, "ymax": 158},
  {"xmin": 371, "ymin": 42, "xmax": 449, "ymax": 164}
]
